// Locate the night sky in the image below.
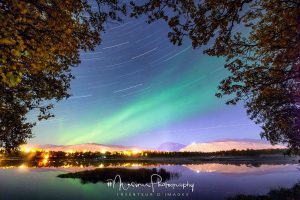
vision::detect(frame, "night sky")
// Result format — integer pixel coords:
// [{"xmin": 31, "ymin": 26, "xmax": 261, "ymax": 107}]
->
[{"xmin": 29, "ymin": 11, "xmax": 261, "ymax": 148}]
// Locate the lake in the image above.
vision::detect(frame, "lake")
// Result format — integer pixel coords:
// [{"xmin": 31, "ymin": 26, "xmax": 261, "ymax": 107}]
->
[{"xmin": 0, "ymin": 158, "xmax": 300, "ymax": 200}]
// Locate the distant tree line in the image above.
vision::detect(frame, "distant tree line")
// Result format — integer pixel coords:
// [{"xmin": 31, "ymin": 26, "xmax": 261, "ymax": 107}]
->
[{"xmin": 1, "ymin": 148, "xmax": 289, "ymax": 159}]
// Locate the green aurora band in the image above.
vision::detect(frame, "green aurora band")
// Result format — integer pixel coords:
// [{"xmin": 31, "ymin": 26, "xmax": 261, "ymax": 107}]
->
[{"xmin": 59, "ymin": 53, "xmax": 227, "ymax": 145}]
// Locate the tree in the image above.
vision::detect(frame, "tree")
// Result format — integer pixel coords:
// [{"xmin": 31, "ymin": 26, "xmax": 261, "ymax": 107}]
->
[
  {"xmin": 130, "ymin": 0, "xmax": 300, "ymax": 151},
  {"xmin": 2, "ymin": 0, "xmax": 299, "ymax": 152},
  {"xmin": 0, "ymin": 0, "xmax": 125, "ymax": 151}
]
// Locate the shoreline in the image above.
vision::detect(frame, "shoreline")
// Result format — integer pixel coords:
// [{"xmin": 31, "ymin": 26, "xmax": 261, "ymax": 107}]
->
[{"xmin": 1, "ymin": 154, "xmax": 300, "ymax": 166}]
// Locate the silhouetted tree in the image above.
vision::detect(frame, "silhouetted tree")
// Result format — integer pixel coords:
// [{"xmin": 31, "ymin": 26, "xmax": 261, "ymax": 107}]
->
[
  {"xmin": 2, "ymin": 0, "xmax": 299, "ymax": 152},
  {"xmin": 0, "ymin": 0, "xmax": 126, "ymax": 150},
  {"xmin": 130, "ymin": 0, "xmax": 300, "ymax": 151}
]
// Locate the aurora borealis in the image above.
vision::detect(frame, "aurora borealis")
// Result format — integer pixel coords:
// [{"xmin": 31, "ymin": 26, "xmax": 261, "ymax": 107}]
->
[{"xmin": 30, "ymin": 14, "xmax": 261, "ymax": 148}]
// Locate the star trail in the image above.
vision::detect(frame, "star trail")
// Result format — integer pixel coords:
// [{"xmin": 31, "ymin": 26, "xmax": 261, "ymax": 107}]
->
[{"xmin": 29, "ymin": 12, "xmax": 261, "ymax": 148}]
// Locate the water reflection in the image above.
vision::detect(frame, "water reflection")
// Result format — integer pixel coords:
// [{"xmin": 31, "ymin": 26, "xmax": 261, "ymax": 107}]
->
[
  {"xmin": 0, "ymin": 159, "xmax": 300, "ymax": 200},
  {"xmin": 227, "ymin": 182, "xmax": 300, "ymax": 200},
  {"xmin": 0, "ymin": 158, "xmax": 298, "ymax": 171},
  {"xmin": 0, "ymin": 159, "xmax": 164, "ymax": 170},
  {"xmin": 57, "ymin": 168, "xmax": 180, "ymax": 184},
  {"xmin": 184, "ymin": 163, "xmax": 294, "ymax": 175}
]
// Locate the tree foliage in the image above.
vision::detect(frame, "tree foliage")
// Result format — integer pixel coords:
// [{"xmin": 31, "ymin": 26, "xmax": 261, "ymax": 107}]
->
[
  {"xmin": 1, "ymin": 0, "xmax": 299, "ymax": 152},
  {"xmin": 0, "ymin": 0, "xmax": 125, "ymax": 150},
  {"xmin": 130, "ymin": 0, "xmax": 300, "ymax": 150}
]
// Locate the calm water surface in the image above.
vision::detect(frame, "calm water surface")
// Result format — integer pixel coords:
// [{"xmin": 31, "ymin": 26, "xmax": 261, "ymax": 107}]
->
[{"xmin": 0, "ymin": 160, "xmax": 299, "ymax": 200}]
